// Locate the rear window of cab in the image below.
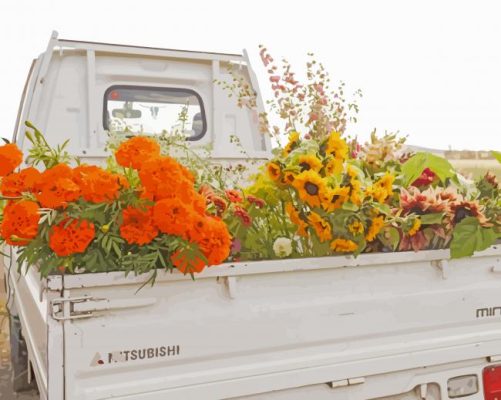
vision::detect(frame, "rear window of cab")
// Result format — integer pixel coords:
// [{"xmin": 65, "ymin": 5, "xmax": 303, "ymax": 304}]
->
[{"xmin": 103, "ymin": 86, "xmax": 206, "ymax": 140}]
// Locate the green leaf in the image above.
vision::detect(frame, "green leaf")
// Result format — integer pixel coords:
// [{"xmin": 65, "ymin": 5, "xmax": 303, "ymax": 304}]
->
[
  {"xmin": 450, "ymin": 217, "xmax": 499, "ymax": 258},
  {"xmin": 492, "ymin": 151, "xmax": 501, "ymax": 164},
  {"xmin": 420, "ymin": 213, "xmax": 444, "ymax": 225},
  {"xmin": 378, "ymin": 226, "xmax": 400, "ymax": 251},
  {"xmin": 401, "ymin": 152, "xmax": 456, "ymax": 187}
]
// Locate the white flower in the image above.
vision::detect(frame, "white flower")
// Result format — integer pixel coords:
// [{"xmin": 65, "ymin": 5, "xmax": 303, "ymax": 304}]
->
[{"xmin": 273, "ymin": 237, "xmax": 292, "ymax": 258}]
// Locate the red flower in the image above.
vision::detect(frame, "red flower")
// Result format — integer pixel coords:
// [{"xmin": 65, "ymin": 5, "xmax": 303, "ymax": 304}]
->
[
  {"xmin": 412, "ymin": 168, "xmax": 436, "ymax": 187},
  {"xmin": 247, "ymin": 195, "xmax": 265, "ymax": 209},
  {"xmin": 233, "ymin": 205, "xmax": 252, "ymax": 227},
  {"xmin": 225, "ymin": 189, "xmax": 243, "ymax": 203}
]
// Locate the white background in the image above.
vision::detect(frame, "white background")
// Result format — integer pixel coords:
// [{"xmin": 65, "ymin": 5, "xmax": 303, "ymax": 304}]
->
[{"xmin": 0, "ymin": 0, "xmax": 500, "ymax": 150}]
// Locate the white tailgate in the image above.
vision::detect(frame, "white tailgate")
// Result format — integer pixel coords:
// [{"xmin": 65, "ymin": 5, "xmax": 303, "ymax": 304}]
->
[{"xmin": 58, "ymin": 248, "xmax": 501, "ymax": 399}]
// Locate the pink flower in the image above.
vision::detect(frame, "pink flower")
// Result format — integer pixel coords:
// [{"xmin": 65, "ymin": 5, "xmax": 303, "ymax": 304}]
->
[{"xmin": 260, "ymin": 48, "xmax": 273, "ymax": 67}]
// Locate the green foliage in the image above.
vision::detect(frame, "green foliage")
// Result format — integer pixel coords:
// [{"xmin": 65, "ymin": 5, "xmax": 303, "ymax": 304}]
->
[
  {"xmin": 24, "ymin": 121, "xmax": 78, "ymax": 168},
  {"xmin": 450, "ymin": 217, "xmax": 499, "ymax": 258},
  {"xmin": 420, "ymin": 213, "xmax": 444, "ymax": 225},
  {"xmin": 401, "ymin": 152, "xmax": 457, "ymax": 187}
]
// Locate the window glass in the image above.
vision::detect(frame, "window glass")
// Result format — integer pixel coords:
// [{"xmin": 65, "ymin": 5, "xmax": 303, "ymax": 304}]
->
[{"xmin": 104, "ymin": 86, "xmax": 206, "ymax": 139}]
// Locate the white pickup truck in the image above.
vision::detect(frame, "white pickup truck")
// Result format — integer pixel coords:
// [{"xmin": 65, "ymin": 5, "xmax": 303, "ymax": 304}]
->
[{"xmin": 4, "ymin": 32, "xmax": 501, "ymax": 400}]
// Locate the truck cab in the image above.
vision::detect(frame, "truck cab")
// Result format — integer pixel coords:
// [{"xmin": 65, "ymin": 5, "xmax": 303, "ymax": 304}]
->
[{"xmin": 14, "ymin": 31, "xmax": 271, "ymax": 162}]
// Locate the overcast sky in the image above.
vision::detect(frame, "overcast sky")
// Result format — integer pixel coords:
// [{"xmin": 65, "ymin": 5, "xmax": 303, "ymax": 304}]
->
[{"xmin": 1, "ymin": 0, "xmax": 500, "ymax": 150}]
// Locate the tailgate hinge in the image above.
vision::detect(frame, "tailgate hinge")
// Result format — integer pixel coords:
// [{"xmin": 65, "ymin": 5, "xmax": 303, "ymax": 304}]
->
[{"xmin": 50, "ymin": 295, "xmax": 156, "ymax": 321}]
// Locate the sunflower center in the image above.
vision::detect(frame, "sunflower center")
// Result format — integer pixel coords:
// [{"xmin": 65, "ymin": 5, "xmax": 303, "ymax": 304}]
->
[
  {"xmin": 304, "ymin": 182, "xmax": 319, "ymax": 196},
  {"xmin": 409, "ymin": 207, "xmax": 425, "ymax": 215},
  {"xmin": 454, "ymin": 207, "xmax": 471, "ymax": 224},
  {"xmin": 299, "ymin": 162, "xmax": 311, "ymax": 172}
]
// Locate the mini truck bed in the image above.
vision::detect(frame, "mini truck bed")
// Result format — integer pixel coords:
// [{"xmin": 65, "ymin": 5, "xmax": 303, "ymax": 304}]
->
[{"xmin": 10, "ymin": 246, "xmax": 501, "ymax": 399}]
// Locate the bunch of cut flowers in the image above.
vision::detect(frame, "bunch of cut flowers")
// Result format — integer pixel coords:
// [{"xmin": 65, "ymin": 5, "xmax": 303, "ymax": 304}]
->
[
  {"xmin": 0, "ymin": 123, "xmax": 231, "ymax": 281},
  {"xmin": 223, "ymin": 47, "xmax": 501, "ymax": 261}
]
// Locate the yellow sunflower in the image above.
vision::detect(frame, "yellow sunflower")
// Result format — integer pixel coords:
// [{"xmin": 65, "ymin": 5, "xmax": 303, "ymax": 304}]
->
[
  {"xmin": 298, "ymin": 154, "xmax": 323, "ymax": 173},
  {"xmin": 267, "ymin": 162, "xmax": 281, "ymax": 181},
  {"xmin": 325, "ymin": 131, "xmax": 349, "ymax": 160},
  {"xmin": 348, "ymin": 179, "xmax": 363, "ymax": 206},
  {"xmin": 408, "ymin": 218, "xmax": 421, "ymax": 236},
  {"xmin": 365, "ymin": 215, "xmax": 385, "ymax": 242},
  {"xmin": 292, "ymin": 170, "xmax": 327, "ymax": 208},
  {"xmin": 347, "ymin": 219, "xmax": 364, "ymax": 235},
  {"xmin": 347, "ymin": 165, "xmax": 359, "ymax": 179},
  {"xmin": 283, "ymin": 131, "xmax": 300, "ymax": 156},
  {"xmin": 330, "ymin": 238, "xmax": 358, "ymax": 253},
  {"xmin": 308, "ymin": 211, "xmax": 332, "ymax": 242},
  {"xmin": 366, "ymin": 172, "xmax": 395, "ymax": 203},
  {"xmin": 321, "ymin": 186, "xmax": 350, "ymax": 212},
  {"xmin": 285, "ymin": 202, "xmax": 309, "ymax": 237},
  {"xmin": 282, "ymin": 171, "xmax": 296, "ymax": 185},
  {"xmin": 325, "ymin": 157, "xmax": 344, "ymax": 176}
]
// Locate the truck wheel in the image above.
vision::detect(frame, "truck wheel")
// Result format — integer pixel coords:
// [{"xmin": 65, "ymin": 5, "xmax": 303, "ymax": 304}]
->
[{"xmin": 9, "ymin": 314, "xmax": 37, "ymax": 392}]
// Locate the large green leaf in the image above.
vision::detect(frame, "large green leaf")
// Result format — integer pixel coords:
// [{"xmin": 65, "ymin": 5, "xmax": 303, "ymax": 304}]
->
[
  {"xmin": 401, "ymin": 152, "xmax": 456, "ymax": 187},
  {"xmin": 420, "ymin": 212, "xmax": 444, "ymax": 225},
  {"xmin": 450, "ymin": 217, "xmax": 499, "ymax": 258}
]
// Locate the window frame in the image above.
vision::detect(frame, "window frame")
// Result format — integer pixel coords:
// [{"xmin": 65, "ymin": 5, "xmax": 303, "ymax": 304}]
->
[{"xmin": 102, "ymin": 85, "xmax": 207, "ymax": 141}]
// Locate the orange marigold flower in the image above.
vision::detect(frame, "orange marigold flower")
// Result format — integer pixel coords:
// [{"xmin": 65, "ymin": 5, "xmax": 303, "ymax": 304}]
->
[
  {"xmin": 119, "ymin": 205, "xmax": 158, "ymax": 245},
  {"xmin": 172, "ymin": 215, "xmax": 231, "ymax": 274},
  {"xmin": 35, "ymin": 164, "xmax": 81, "ymax": 209},
  {"xmin": 0, "ymin": 200, "xmax": 40, "ymax": 245},
  {"xmin": 233, "ymin": 205, "xmax": 252, "ymax": 227},
  {"xmin": 73, "ymin": 165, "xmax": 121, "ymax": 203},
  {"xmin": 171, "ymin": 249, "xmax": 206, "ymax": 274},
  {"xmin": 193, "ymin": 216, "xmax": 231, "ymax": 265},
  {"xmin": 225, "ymin": 189, "xmax": 243, "ymax": 203},
  {"xmin": 153, "ymin": 197, "xmax": 195, "ymax": 238},
  {"xmin": 0, "ymin": 167, "xmax": 40, "ymax": 197},
  {"xmin": 49, "ymin": 219, "xmax": 95, "ymax": 257},
  {"xmin": 0, "ymin": 143, "xmax": 23, "ymax": 177},
  {"xmin": 139, "ymin": 156, "xmax": 195, "ymax": 201},
  {"xmin": 115, "ymin": 136, "xmax": 161, "ymax": 170}
]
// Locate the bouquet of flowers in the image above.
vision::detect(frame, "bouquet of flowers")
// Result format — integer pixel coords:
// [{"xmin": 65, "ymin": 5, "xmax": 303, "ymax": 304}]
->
[{"xmin": 0, "ymin": 123, "xmax": 231, "ymax": 282}]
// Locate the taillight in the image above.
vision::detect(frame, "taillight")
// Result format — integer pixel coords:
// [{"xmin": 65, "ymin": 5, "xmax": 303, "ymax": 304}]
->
[{"xmin": 483, "ymin": 365, "xmax": 501, "ymax": 400}]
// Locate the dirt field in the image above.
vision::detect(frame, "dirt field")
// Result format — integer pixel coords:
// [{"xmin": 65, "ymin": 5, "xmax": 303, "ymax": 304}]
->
[{"xmin": 448, "ymin": 159, "xmax": 501, "ymax": 179}]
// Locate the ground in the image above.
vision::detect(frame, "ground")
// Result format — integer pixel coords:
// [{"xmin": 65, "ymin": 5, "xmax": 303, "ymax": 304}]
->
[{"xmin": 0, "ymin": 269, "xmax": 38, "ymax": 399}]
